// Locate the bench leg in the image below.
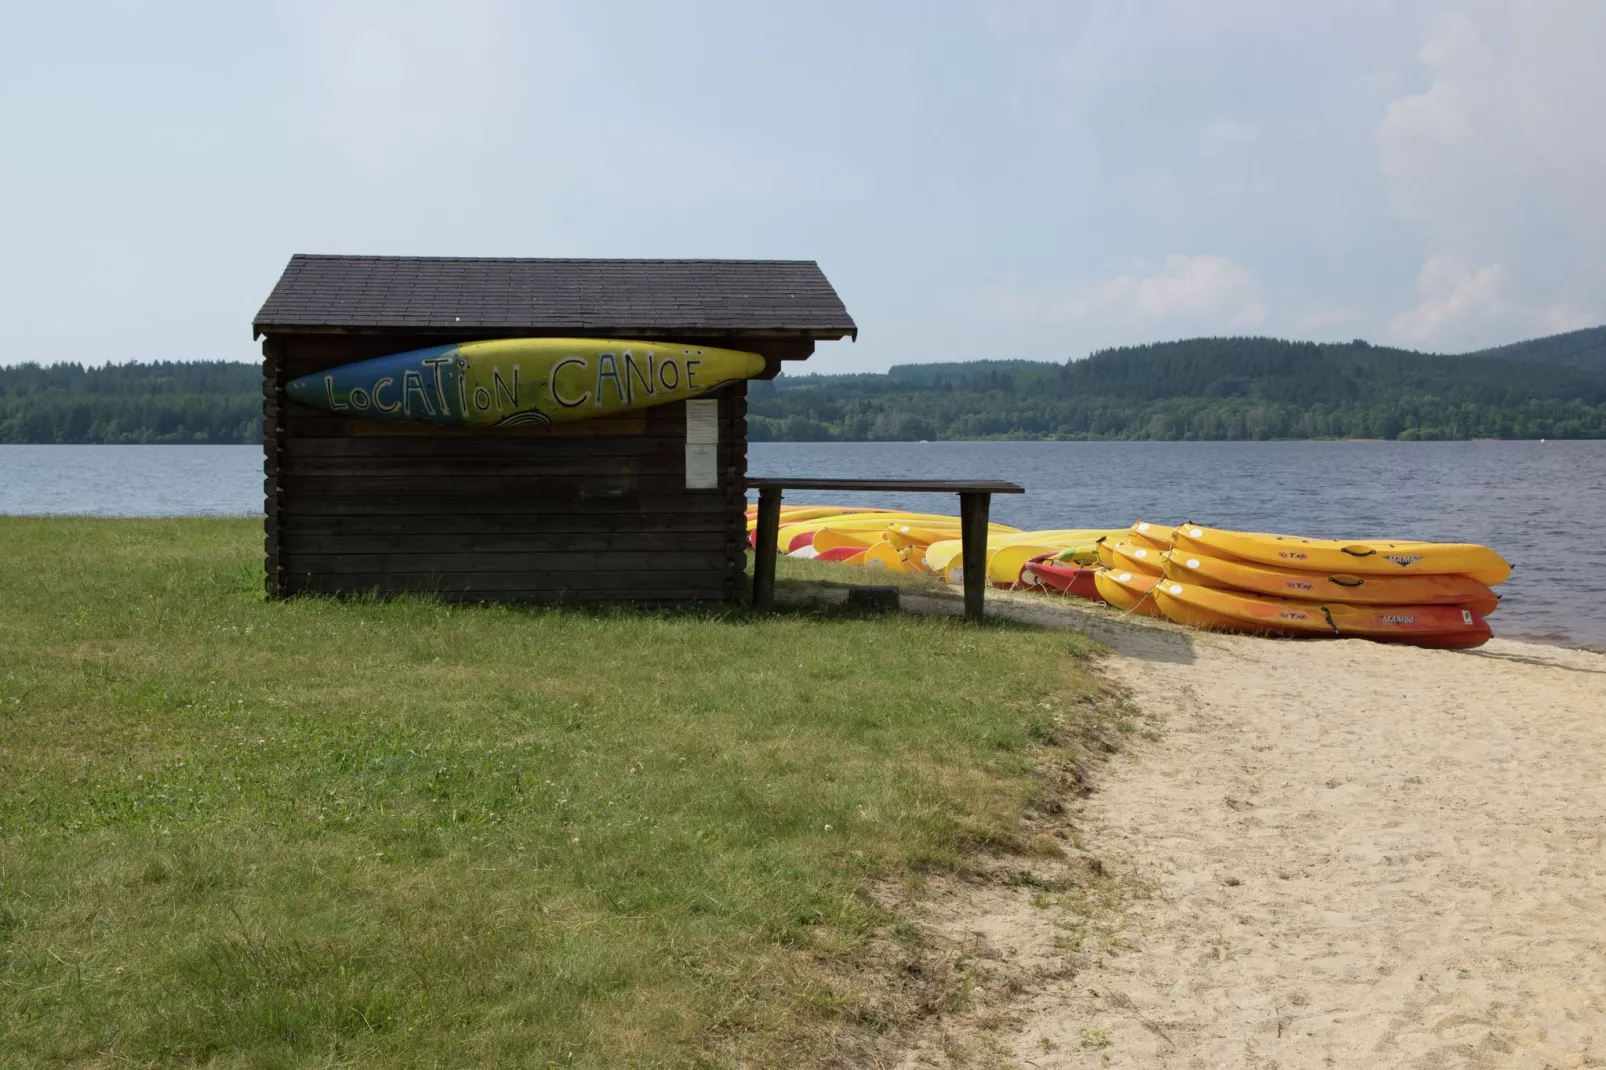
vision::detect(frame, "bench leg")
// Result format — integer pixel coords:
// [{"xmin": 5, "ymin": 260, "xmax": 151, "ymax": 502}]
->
[
  {"xmin": 959, "ymin": 491, "xmax": 991, "ymax": 621},
  {"xmin": 752, "ymin": 486, "xmax": 782, "ymax": 610}
]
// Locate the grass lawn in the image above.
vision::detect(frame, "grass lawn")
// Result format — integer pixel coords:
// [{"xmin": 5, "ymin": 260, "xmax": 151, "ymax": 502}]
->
[{"xmin": 0, "ymin": 518, "xmax": 1110, "ymax": 1068}]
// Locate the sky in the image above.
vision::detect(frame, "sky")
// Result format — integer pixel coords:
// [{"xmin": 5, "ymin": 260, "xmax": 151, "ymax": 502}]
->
[{"xmin": 1, "ymin": 0, "xmax": 1601, "ymax": 374}]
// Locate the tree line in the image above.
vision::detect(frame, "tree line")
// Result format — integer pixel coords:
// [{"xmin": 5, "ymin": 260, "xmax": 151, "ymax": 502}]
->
[
  {"xmin": 0, "ymin": 362, "xmax": 263, "ymax": 444},
  {"xmin": 2, "ymin": 327, "xmax": 1604, "ymax": 443}
]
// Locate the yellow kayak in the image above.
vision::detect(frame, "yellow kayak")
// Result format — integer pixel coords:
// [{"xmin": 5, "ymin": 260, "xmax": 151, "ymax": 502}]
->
[
  {"xmin": 925, "ymin": 529, "xmax": 1126, "ymax": 584},
  {"xmin": 776, "ymin": 512, "xmax": 973, "ymax": 552},
  {"xmin": 810, "ymin": 526, "xmax": 881, "ymax": 553},
  {"xmin": 1173, "ymin": 525, "xmax": 1512, "ymax": 586},
  {"xmin": 1128, "ymin": 521, "xmax": 1175, "ymax": 553},
  {"xmin": 885, "ymin": 522, "xmax": 978, "ymax": 551},
  {"xmin": 745, "ymin": 504, "xmax": 871, "ymax": 527},
  {"xmin": 862, "ymin": 540, "xmax": 929, "ymax": 574},
  {"xmin": 1107, "ymin": 540, "xmax": 1165, "ymax": 577}
]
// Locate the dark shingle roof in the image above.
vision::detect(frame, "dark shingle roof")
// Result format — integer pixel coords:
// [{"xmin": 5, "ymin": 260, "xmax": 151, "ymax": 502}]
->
[{"xmin": 254, "ymin": 255, "xmax": 856, "ymax": 339}]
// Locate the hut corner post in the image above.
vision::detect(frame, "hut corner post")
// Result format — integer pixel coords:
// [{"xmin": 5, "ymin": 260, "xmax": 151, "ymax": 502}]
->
[{"xmin": 261, "ymin": 337, "xmax": 287, "ymax": 599}]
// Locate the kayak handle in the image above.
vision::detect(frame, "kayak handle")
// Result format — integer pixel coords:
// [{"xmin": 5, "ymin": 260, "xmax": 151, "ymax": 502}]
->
[
  {"xmin": 1328, "ymin": 575, "xmax": 1365, "ymax": 588},
  {"xmin": 1340, "ymin": 545, "xmax": 1377, "ymax": 558},
  {"xmin": 1320, "ymin": 606, "xmax": 1341, "ymax": 635}
]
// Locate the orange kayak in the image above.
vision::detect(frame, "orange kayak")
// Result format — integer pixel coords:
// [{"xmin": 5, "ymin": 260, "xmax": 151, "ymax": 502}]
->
[
  {"xmin": 1154, "ymin": 581, "xmax": 1492, "ymax": 648},
  {"xmin": 1092, "ymin": 568, "xmax": 1164, "ymax": 617},
  {"xmin": 1163, "ymin": 549, "xmax": 1499, "ymax": 617}
]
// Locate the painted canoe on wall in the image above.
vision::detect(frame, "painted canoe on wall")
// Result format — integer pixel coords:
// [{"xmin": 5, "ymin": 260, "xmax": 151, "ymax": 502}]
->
[{"xmin": 285, "ymin": 338, "xmax": 767, "ymax": 427}]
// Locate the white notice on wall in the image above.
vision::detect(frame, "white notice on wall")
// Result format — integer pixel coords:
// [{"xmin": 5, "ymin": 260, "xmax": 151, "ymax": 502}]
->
[
  {"xmin": 685, "ymin": 444, "xmax": 718, "ymax": 489},
  {"xmin": 685, "ymin": 399, "xmax": 719, "ymax": 445},
  {"xmin": 685, "ymin": 399, "xmax": 719, "ymax": 489}
]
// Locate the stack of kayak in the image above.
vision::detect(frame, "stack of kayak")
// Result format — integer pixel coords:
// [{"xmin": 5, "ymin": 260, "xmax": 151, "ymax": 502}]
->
[
  {"xmin": 743, "ymin": 504, "xmax": 1123, "ymax": 585},
  {"xmin": 749, "ymin": 506, "xmax": 1512, "ymax": 650},
  {"xmin": 1025, "ymin": 521, "xmax": 1509, "ymax": 649}
]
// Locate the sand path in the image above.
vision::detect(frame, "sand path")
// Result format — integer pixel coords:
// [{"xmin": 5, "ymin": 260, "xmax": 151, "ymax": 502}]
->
[{"xmin": 984, "ymin": 632, "xmax": 1606, "ymax": 1068}]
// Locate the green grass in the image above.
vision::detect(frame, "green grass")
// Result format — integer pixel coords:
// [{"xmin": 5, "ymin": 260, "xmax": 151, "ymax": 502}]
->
[{"xmin": 0, "ymin": 518, "xmax": 1108, "ymax": 1068}]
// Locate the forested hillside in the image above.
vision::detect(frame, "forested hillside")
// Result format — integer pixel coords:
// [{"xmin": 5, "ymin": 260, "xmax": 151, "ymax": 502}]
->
[
  {"xmin": 0, "ymin": 362, "xmax": 262, "ymax": 444},
  {"xmin": 3, "ymin": 328, "xmax": 1604, "ymax": 442},
  {"xmin": 750, "ymin": 336, "xmax": 1606, "ymax": 441},
  {"xmin": 1462, "ymin": 325, "xmax": 1606, "ymax": 374}
]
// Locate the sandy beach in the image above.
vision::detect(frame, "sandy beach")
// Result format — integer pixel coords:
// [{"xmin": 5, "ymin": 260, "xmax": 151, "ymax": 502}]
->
[{"xmin": 893, "ymin": 599, "xmax": 1606, "ymax": 1069}]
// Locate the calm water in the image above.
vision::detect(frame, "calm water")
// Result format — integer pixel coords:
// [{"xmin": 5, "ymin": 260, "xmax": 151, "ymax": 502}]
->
[{"xmin": 2, "ymin": 442, "xmax": 1603, "ymax": 648}]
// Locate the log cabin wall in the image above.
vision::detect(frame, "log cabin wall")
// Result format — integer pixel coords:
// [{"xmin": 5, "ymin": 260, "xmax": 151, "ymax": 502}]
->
[
  {"xmin": 253, "ymin": 255, "xmax": 855, "ymax": 605},
  {"xmin": 262, "ymin": 332, "xmax": 763, "ymax": 604}
]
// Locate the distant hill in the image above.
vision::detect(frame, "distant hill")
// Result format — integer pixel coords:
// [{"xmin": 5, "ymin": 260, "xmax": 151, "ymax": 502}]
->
[
  {"xmin": 3, "ymin": 326, "xmax": 1604, "ymax": 443},
  {"xmin": 750, "ymin": 330, "xmax": 1606, "ymax": 441},
  {"xmin": 1462, "ymin": 325, "xmax": 1606, "ymax": 374}
]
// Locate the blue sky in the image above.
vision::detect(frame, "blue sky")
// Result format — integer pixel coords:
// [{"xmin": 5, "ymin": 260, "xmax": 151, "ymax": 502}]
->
[{"xmin": 2, "ymin": 1, "xmax": 1600, "ymax": 373}]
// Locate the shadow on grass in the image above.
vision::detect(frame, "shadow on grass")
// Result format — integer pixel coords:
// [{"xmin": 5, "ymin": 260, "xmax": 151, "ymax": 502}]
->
[{"xmin": 293, "ymin": 570, "xmax": 1200, "ymax": 664}]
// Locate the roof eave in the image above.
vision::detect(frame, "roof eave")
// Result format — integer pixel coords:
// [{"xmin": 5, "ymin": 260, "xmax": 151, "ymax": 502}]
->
[{"xmin": 254, "ymin": 323, "xmax": 856, "ymax": 343}]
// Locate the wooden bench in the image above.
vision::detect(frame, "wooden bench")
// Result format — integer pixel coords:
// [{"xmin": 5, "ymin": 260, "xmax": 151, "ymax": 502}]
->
[{"xmin": 746, "ymin": 478, "xmax": 1026, "ymax": 621}]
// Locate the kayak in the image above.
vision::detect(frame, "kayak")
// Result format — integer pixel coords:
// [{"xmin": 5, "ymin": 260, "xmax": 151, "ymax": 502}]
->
[
  {"xmin": 1092, "ymin": 568, "xmax": 1165, "ymax": 617},
  {"xmin": 862, "ymin": 540, "xmax": 928, "ymax": 574},
  {"xmin": 1128, "ymin": 521, "xmax": 1175, "ymax": 553},
  {"xmin": 1172, "ymin": 525, "xmax": 1512, "ymax": 586},
  {"xmin": 745, "ymin": 505, "xmax": 869, "ymax": 524},
  {"xmin": 1020, "ymin": 558, "xmax": 1101, "ymax": 600},
  {"xmin": 1107, "ymin": 540, "xmax": 1165, "ymax": 577},
  {"xmin": 776, "ymin": 513, "xmax": 979, "ymax": 552},
  {"xmin": 814, "ymin": 545, "xmax": 866, "ymax": 563},
  {"xmin": 926, "ymin": 529, "xmax": 1128, "ymax": 584},
  {"xmin": 885, "ymin": 523, "xmax": 972, "ymax": 551},
  {"xmin": 988, "ymin": 530, "xmax": 1129, "ymax": 585},
  {"xmin": 1154, "ymin": 580, "xmax": 1491, "ymax": 648},
  {"xmin": 1163, "ymin": 548, "xmax": 1500, "ymax": 617},
  {"xmin": 1050, "ymin": 542, "xmax": 1107, "ymax": 567},
  {"xmin": 811, "ymin": 527, "xmax": 881, "ymax": 553}
]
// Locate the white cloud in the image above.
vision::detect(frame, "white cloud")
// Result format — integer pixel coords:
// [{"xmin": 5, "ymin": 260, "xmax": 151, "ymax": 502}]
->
[
  {"xmin": 1376, "ymin": 4, "xmax": 1606, "ymax": 345},
  {"xmin": 983, "ymin": 253, "xmax": 1267, "ymax": 329},
  {"xmin": 1375, "ymin": 11, "xmax": 1488, "ymax": 225},
  {"xmin": 1387, "ymin": 255, "xmax": 1596, "ymax": 350}
]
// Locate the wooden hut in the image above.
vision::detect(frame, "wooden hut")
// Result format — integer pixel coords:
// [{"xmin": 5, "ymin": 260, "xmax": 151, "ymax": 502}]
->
[{"xmin": 254, "ymin": 255, "xmax": 856, "ymax": 603}]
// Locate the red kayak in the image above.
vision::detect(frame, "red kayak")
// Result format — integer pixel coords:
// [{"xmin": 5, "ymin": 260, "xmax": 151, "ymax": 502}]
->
[{"xmin": 1020, "ymin": 556, "xmax": 1101, "ymax": 600}]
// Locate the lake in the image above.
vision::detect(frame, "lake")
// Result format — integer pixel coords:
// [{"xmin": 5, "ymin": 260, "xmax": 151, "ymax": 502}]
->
[{"xmin": 2, "ymin": 441, "xmax": 1603, "ymax": 649}]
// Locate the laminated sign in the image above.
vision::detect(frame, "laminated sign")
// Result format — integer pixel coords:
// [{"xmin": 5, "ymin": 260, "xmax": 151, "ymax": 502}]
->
[{"xmin": 685, "ymin": 399, "xmax": 719, "ymax": 490}]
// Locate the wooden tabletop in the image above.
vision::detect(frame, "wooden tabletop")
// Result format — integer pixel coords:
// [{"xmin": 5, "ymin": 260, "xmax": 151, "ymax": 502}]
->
[{"xmin": 746, "ymin": 478, "xmax": 1024, "ymax": 494}]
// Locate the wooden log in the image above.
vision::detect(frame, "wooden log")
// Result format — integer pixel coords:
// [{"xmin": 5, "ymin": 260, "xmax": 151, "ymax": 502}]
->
[
  {"xmin": 280, "ymin": 550, "xmax": 728, "ymax": 574},
  {"xmin": 280, "ymin": 571, "xmax": 727, "ymax": 595},
  {"xmin": 276, "ymin": 531, "xmax": 726, "ymax": 555}
]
